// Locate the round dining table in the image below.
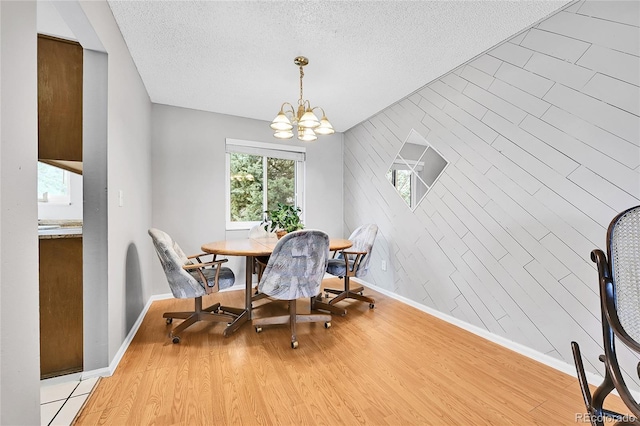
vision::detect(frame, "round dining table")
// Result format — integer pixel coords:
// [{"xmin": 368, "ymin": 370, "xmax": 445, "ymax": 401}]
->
[{"xmin": 201, "ymin": 236, "xmax": 352, "ymax": 334}]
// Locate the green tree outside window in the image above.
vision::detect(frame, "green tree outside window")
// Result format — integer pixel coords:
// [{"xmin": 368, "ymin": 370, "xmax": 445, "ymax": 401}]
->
[{"xmin": 229, "ymin": 153, "xmax": 296, "ymax": 223}]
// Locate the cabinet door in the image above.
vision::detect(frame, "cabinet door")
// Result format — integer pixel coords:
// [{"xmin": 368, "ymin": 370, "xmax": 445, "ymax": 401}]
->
[
  {"xmin": 38, "ymin": 35, "xmax": 83, "ymax": 162},
  {"xmin": 39, "ymin": 237, "xmax": 83, "ymax": 379}
]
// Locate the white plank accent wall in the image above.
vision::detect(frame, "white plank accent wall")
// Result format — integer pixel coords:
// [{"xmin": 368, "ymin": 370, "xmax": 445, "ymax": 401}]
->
[{"xmin": 344, "ymin": 0, "xmax": 640, "ymax": 386}]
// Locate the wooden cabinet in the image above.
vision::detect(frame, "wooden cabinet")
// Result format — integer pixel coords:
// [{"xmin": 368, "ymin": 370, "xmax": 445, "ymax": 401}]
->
[
  {"xmin": 39, "ymin": 237, "xmax": 83, "ymax": 379},
  {"xmin": 38, "ymin": 34, "xmax": 83, "ymax": 162}
]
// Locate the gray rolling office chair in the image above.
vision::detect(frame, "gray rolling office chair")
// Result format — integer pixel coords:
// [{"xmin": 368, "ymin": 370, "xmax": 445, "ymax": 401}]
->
[
  {"xmin": 253, "ymin": 229, "xmax": 331, "ymax": 349},
  {"xmin": 312, "ymin": 223, "xmax": 378, "ymax": 316},
  {"xmin": 572, "ymin": 205, "xmax": 640, "ymax": 425},
  {"xmin": 149, "ymin": 228, "xmax": 242, "ymax": 343}
]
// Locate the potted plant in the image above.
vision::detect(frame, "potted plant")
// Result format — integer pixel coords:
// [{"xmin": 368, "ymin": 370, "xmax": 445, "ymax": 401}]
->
[{"xmin": 263, "ymin": 203, "xmax": 304, "ymax": 238}]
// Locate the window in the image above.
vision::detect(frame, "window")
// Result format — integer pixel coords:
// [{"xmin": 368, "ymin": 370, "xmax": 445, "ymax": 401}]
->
[
  {"xmin": 38, "ymin": 161, "xmax": 71, "ymax": 204},
  {"xmin": 226, "ymin": 139, "xmax": 305, "ymax": 230}
]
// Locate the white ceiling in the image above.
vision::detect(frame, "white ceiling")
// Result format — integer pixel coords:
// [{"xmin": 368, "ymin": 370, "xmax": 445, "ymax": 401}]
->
[{"xmin": 106, "ymin": 0, "xmax": 570, "ymax": 132}]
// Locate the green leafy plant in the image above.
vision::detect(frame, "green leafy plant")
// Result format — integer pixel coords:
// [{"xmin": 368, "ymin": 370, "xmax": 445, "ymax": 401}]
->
[{"xmin": 263, "ymin": 203, "xmax": 304, "ymax": 234}]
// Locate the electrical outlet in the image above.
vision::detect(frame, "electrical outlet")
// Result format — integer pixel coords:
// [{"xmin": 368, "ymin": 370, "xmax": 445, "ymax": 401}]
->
[{"xmin": 381, "ymin": 260, "xmax": 387, "ymax": 271}]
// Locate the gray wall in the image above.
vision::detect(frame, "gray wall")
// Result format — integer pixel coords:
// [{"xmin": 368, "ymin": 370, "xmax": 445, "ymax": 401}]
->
[
  {"xmin": 344, "ymin": 0, "xmax": 640, "ymax": 385},
  {"xmin": 150, "ymin": 104, "xmax": 343, "ymax": 294},
  {"xmin": 79, "ymin": 1, "xmax": 154, "ymax": 361},
  {"xmin": 1, "ymin": 1, "xmax": 154, "ymax": 422},
  {"xmin": 82, "ymin": 48, "xmax": 109, "ymax": 371},
  {"xmin": 0, "ymin": 2, "xmax": 41, "ymax": 424}
]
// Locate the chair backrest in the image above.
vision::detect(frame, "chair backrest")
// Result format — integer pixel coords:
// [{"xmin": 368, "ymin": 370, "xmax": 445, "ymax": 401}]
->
[
  {"xmin": 148, "ymin": 228, "xmax": 206, "ymax": 299},
  {"xmin": 340, "ymin": 223, "xmax": 378, "ymax": 278},
  {"xmin": 609, "ymin": 205, "xmax": 640, "ymax": 345},
  {"xmin": 258, "ymin": 229, "xmax": 329, "ymax": 300}
]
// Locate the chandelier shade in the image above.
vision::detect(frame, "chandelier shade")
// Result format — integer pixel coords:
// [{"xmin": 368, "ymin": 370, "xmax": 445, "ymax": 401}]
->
[
  {"xmin": 274, "ymin": 129, "xmax": 294, "ymax": 139},
  {"xmin": 299, "ymin": 110, "xmax": 321, "ymax": 128},
  {"xmin": 270, "ymin": 56, "xmax": 334, "ymax": 141},
  {"xmin": 315, "ymin": 115, "xmax": 335, "ymax": 135},
  {"xmin": 298, "ymin": 127, "xmax": 318, "ymax": 142},
  {"xmin": 270, "ymin": 111, "xmax": 293, "ymax": 131}
]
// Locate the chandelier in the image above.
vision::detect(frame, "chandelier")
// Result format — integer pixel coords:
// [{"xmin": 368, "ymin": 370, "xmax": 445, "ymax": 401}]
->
[{"xmin": 270, "ymin": 56, "xmax": 334, "ymax": 142}]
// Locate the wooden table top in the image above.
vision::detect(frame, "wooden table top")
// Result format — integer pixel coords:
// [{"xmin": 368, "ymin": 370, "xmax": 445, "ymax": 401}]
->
[{"xmin": 201, "ymin": 237, "xmax": 352, "ymax": 256}]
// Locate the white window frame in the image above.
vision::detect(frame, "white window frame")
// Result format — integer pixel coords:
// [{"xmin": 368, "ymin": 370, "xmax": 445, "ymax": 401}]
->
[{"xmin": 225, "ymin": 139, "xmax": 305, "ymax": 231}]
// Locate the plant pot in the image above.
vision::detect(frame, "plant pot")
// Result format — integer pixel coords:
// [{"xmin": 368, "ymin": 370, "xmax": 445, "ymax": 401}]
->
[{"xmin": 276, "ymin": 230, "xmax": 287, "ymax": 239}]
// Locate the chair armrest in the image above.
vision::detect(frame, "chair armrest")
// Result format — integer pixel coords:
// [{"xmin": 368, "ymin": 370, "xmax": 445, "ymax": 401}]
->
[
  {"xmin": 187, "ymin": 252, "xmax": 218, "ymax": 263},
  {"xmin": 187, "ymin": 252, "xmax": 211, "ymax": 259},
  {"xmin": 332, "ymin": 249, "xmax": 366, "ymax": 258},
  {"xmin": 337, "ymin": 250, "xmax": 367, "ymax": 276},
  {"xmin": 182, "ymin": 258, "xmax": 228, "ymax": 270},
  {"xmin": 184, "ymin": 258, "xmax": 229, "ymax": 295},
  {"xmin": 341, "ymin": 250, "xmax": 367, "ymax": 256}
]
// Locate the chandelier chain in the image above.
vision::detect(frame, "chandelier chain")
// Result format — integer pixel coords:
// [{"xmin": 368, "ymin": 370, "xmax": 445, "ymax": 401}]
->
[{"xmin": 299, "ymin": 65, "xmax": 305, "ymax": 105}]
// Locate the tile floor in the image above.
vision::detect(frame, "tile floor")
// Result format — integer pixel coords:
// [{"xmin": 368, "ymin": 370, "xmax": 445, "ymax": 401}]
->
[{"xmin": 40, "ymin": 375, "xmax": 99, "ymax": 426}]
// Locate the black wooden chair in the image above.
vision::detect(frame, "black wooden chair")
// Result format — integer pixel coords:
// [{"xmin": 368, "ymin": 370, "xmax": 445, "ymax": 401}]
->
[{"xmin": 572, "ymin": 205, "xmax": 640, "ymax": 425}]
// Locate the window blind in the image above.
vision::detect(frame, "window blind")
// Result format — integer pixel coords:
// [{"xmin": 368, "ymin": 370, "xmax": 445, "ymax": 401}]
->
[{"xmin": 225, "ymin": 139, "xmax": 305, "ymax": 162}]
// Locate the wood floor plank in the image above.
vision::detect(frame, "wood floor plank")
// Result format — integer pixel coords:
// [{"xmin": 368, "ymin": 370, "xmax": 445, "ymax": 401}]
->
[
  {"xmin": 529, "ymin": 380, "xmax": 632, "ymax": 423},
  {"xmin": 76, "ymin": 278, "xmax": 631, "ymax": 425}
]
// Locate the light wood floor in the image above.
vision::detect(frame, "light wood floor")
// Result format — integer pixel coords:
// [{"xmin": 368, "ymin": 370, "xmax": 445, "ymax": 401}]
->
[{"xmin": 76, "ymin": 278, "xmax": 629, "ymax": 425}]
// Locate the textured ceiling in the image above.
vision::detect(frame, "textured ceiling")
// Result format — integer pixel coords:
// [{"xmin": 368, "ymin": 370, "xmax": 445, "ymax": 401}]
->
[{"xmin": 107, "ymin": 0, "xmax": 570, "ymax": 132}]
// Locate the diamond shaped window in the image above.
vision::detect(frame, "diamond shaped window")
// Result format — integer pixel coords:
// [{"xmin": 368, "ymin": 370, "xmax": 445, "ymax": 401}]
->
[{"xmin": 386, "ymin": 129, "xmax": 448, "ymax": 210}]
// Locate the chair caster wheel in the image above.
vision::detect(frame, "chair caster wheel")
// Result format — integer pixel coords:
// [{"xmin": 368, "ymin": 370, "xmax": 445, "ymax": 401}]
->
[
  {"xmin": 369, "ymin": 303, "xmax": 375, "ymax": 309},
  {"xmin": 166, "ymin": 318, "xmax": 173, "ymax": 324},
  {"xmin": 324, "ymin": 322, "xmax": 331, "ymax": 329},
  {"xmin": 172, "ymin": 336, "xmax": 180, "ymax": 344},
  {"xmin": 255, "ymin": 326, "xmax": 262, "ymax": 333},
  {"xmin": 291, "ymin": 341, "xmax": 299, "ymax": 349}
]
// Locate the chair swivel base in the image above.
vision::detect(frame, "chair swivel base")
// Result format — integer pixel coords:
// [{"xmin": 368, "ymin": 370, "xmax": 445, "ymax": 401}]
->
[
  {"xmin": 164, "ymin": 297, "xmax": 243, "ymax": 343},
  {"xmin": 251, "ymin": 289, "xmax": 271, "ymax": 305},
  {"xmin": 253, "ymin": 299, "xmax": 331, "ymax": 349},
  {"xmin": 312, "ymin": 283, "xmax": 376, "ymax": 316}
]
